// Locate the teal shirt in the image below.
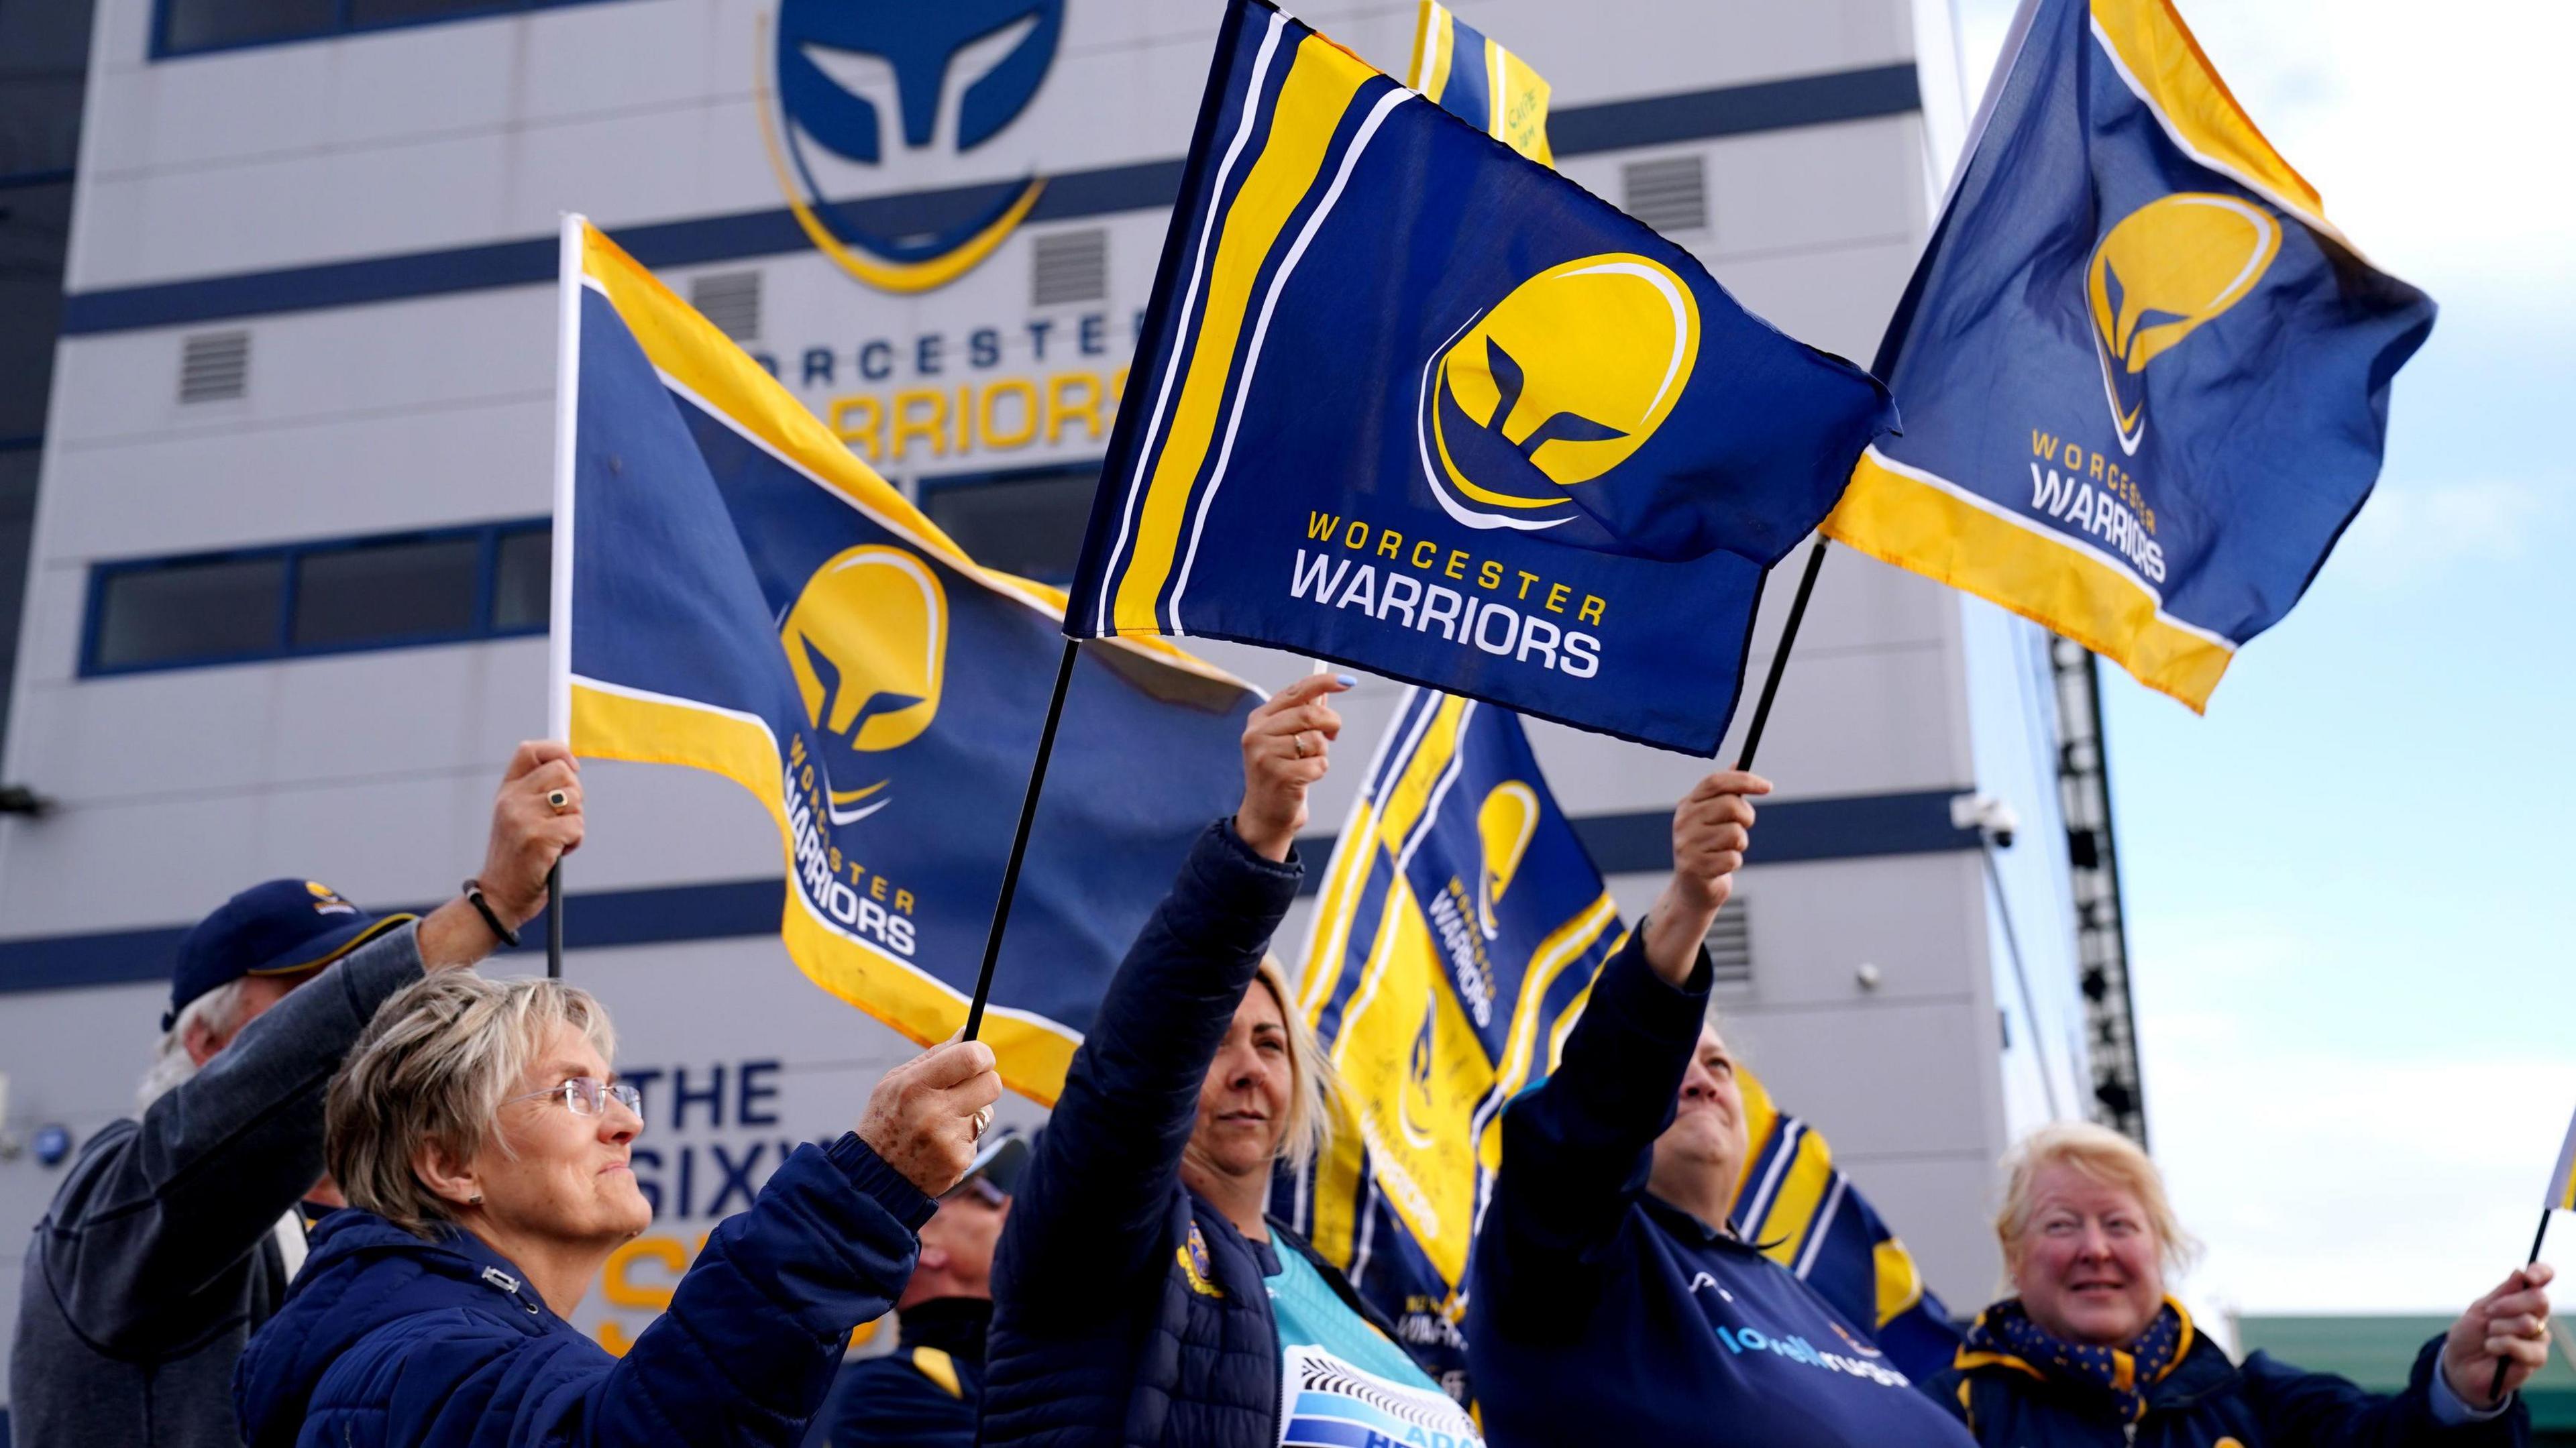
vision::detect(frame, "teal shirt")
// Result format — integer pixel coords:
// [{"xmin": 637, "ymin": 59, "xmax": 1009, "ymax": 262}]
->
[{"xmin": 1266, "ymin": 1249, "xmax": 1483, "ymax": 1447}]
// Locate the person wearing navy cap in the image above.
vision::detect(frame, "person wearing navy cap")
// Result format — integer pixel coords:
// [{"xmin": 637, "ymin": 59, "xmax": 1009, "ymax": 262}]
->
[
  {"xmin": 808, "ymin": 1128, "xmax": 1029, "ymax": 1446},
  {"xmin": 11, "ymin": 742, "xmax": 586, "ymax": 1448}
]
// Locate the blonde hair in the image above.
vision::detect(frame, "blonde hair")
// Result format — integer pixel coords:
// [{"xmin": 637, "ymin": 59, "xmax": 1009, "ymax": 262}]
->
[
  {"xmin": 1248, "ymin": 957, "xmax": 1337, "ymax": 1175},
  {"xmin": 1994, "ymin": 1121, "xmax": 2200, "ymax": 1277},
  {"xmin": 327, "ymin": 972, "xmax": 617, "ymax": 1239}
]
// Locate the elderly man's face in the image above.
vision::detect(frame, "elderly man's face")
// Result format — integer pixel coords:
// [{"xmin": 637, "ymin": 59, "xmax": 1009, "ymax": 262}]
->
[
  {"xmin": 1648, "ymin": 1024, "xmax": 1750, "ymax": 1215},
  {"xmin": 901, "ymin": 1182, "xmax": 1010, "ymax": 1309},
  {"xmin": 474, "ymin": 1023, "xmax": 653, "ymax": 1248},
  {"xmin": 2013, "ymin": 1162, "xmax": 2165, "ymax": 1347}
]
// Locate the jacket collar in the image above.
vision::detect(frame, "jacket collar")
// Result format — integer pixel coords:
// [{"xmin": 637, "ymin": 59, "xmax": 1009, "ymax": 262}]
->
[
  {"xmin": 898, "ymin": 1296, "xmax": 994, "ymax": 1365},
  {"xmin": 1955, "ymin": 1297, "xmax": 2235, "ymax": 1412}
]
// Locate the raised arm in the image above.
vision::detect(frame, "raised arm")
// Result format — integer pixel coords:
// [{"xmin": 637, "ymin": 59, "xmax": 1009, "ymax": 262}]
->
[
  {"xmin": 996, "ymin": 675, "xmax": 1341, "ymax": 1319},
  {"xmin": 1480, "ymin": 770, "xmax": 1765, "ymax": 1328},
  {"xmin": 41, "ymin": 743, "xmax": 580, "ymax": 1353}
]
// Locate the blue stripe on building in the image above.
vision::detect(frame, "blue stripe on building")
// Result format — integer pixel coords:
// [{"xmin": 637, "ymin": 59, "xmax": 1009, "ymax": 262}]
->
[
  {"xmin": 0, "ymin": 787, "xmax": 1977, "ymax": 993},
  {"xmin": 57, "ymin": 64, "xmax": 1917, "ymax": 336}
]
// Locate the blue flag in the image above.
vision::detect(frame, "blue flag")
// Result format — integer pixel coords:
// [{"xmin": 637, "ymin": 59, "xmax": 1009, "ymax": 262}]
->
[
  {"xmin": 1408, "ymin": 0, "xmax": 1553, "ymax": 166},
  {"xmin": 1279, "ymin": 689, "xmax": 1959, "ymax": 1393},
  {"xmin": 555, "ymin": 220, "xmax": 1258, "ymax": 1103},
  {"xmin": 1065, "ymin": 0, "xmax": 1895, "ymax": 756},
  {"xmin": 1823, "ymin": 0, "xmax": 2434, "ymax": 711}
]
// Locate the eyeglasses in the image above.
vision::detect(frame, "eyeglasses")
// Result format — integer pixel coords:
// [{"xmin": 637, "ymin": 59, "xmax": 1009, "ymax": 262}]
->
[{"xmin": 503, "ymin": 1076, "xmax": 641, "ymax": 1119}]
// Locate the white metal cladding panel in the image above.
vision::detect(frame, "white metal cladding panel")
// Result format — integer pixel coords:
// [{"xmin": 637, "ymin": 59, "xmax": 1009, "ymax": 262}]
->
[
  {"xmin": 1822, "ymin": 1154, "xmax": 2008, "ymax": 1315},
  {"xmin": 68, "ymin": 0, "xmax": 1919, "ymax": 290}
]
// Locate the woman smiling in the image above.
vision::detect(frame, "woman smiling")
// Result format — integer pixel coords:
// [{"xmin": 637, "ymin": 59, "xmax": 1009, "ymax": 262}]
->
[
  {"xmin": 233, "ymin": 973, "xmax": 1000, "ymax": 1447},
  {"xmin": 1930, "ymin": 1122, "xmax": 2548, "ymax": 1446}
]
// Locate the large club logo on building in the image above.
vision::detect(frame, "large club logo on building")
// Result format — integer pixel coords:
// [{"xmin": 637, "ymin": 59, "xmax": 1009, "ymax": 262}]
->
[
  {"xmin": 762, "ymin": 1, "xmax": 1063, "ymax": 293},
  {"xmin": 780, "ymin": 546, "xmax": 948, "ymax": 823},
  {"xmin": 2086, "ymin": 193, "xmax": 2280, "ymax": 455},
  {"xmin": 1420, "ymin": 254, "xmax": 1699, "ymax": 532}
]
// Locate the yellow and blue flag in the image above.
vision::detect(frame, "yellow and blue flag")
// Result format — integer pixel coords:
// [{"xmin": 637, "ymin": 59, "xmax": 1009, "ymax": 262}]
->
[
  {"xmin": 1066, "ymin": 0, "xmax": 1896, "ymax": 757},
  {"xmin": 553, "ymin": 219, "xmax": 1259, "ymax": 1103},
  {"xmin": 2544, "ymin": 1104, "xmax": 2576, "ymax": 1214},
  {"xmin": 1730, "ymin": 1069, "xmax": 1963, "ymax": 1380},
  {"xmin": 1407, "ymin": 1, "xmax": 1552, "ymax": 166},
  {"xmin": 1823, "ymin": 0, "xmax": 2434, "ymax": 712},
  {"xmin": 1277, "ymin": 689, "xmax": 1958, "ymax": 1390}
]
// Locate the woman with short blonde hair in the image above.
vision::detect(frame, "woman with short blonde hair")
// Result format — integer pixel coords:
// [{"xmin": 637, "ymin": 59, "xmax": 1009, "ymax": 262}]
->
[
  {"xmin": 1926, "ymin": 1121, "xmax": 2551, "ymax": 1445},
  {"xmin": 235, "ymin": 972, "xmax": 1002, "ymax": 1447}
]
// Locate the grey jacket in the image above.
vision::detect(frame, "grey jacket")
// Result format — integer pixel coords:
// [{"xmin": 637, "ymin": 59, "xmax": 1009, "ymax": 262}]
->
[{"xmin": 10, "ymin": 923, "xmax": 426, "ymax": 1448}]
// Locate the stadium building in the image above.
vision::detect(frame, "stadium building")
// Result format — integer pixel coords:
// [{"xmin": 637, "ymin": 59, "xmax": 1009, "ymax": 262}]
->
[{"xmin": 0, "ymin": 0, "xmax": 2141, "ymax": 1406}]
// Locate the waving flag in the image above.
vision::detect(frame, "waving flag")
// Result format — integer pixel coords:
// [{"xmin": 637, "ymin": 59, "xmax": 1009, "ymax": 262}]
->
[
  {"xmin": 1065, "ymin": 0, "xmax": 1894, "ymax": 757},
  {"xmin": 551, "ymin": 219, "xmax": 1258, "ymax": 1103},
  {"xmin": 1823, "ymin": 0, "xmax": 2434, "ymax": 711},
  {"xmin": 1278, "ymin": 690, "xmax": 1957, "ymax": 1392},
  {"xmin": 2544, "ymin": 1105, "xmax": 2576, "ymax": 1215},
  {"xmin": 1408, "ymin": 1, "xmax": 1553, "ymax": 165}
]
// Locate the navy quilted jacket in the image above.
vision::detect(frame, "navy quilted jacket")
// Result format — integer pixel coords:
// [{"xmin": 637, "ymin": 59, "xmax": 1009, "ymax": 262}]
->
[
  {"xmin": 983, "ymin": 820, "xmax": 1391, "ymax": 1448},
  {"xmin": 232, "ymin": 1135, "xmax": 931, "ymax": 1447}
]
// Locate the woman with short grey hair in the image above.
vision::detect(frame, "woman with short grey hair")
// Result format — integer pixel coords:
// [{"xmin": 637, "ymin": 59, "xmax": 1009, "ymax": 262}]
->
[{"xmin": 234, "ymin": 971, "xmax": 1001, "ymax": 1448}]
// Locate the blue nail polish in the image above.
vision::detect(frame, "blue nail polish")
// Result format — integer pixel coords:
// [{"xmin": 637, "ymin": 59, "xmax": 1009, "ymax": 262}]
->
[{"xmin": 1334, "ymin": 674, "xmax": 1356, "ymax": 687}]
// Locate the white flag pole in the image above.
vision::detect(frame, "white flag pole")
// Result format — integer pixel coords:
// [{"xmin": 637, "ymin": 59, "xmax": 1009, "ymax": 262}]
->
[{"xmin": 544, "ymin": 213, "xmax": 586, "ymax": 979}]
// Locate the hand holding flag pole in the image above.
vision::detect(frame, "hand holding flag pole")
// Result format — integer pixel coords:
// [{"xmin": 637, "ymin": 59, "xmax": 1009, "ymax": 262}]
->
[{"xmin": 2484, "ymin": 1106, "xmax": 2576, "ymax": 1403}]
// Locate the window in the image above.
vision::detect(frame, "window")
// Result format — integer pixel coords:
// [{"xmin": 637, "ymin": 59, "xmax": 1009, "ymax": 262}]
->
[
  {"xmin": 919, "ymin": 463, "xmax": 1101, "ymax": 585},
  {"xmin": 290, "ymin": 535, "xmax": 480, "ymax": 647},
  {"xmin": 84, "ymin": 519, "xmax": 549, "ymax": 675},
  {"xmin": 154, "ymin": 0, "xmax": 637, "ymax": 60},
  {"xmin": 92, "ymin": 556, "xmax": 285, "ymax": 670}
]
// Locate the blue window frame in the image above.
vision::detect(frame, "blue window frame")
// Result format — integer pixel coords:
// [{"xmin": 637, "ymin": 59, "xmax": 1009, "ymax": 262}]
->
[
  {"xmin": 153, "ymin": 0, "xmax": 637, "ymax": 62},
  {"xmin": 82, "ymin": 517, "xmax": 549, "ymax": 676},
  {"xmin": 916, "ymin": 460, "xmax": 1104, "ymax": 587}
]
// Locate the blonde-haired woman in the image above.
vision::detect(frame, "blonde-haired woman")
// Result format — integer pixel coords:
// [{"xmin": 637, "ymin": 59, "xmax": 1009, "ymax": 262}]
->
[
  {"xmin": 233, "ymin": 972, "xmax": 1000, "ymax": 1447},
  {"xmin": 1929, "ymin": 1121, "xmax": 2551, "ymax": 1446},
  {"xmin": 981, "ymin": 674, "xmax": 1487, "ymax": 1448}
]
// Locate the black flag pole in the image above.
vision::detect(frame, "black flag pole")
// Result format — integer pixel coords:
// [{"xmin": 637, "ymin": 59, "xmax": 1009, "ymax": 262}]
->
[
  {"xmin": 2490, "ymin": 1209, "xmax": 2552, "ymax": 1403},
  {"xmin": 1731, "ymin": 538, "xmax": 1831, "ymax": 773},
  {"xmin": 963, "ymin": 637, "xmax": 1082, "ymax": 1042},
  {"xmin": 545, "ymin": 865, "xmax": 564, "ymax": 980}
]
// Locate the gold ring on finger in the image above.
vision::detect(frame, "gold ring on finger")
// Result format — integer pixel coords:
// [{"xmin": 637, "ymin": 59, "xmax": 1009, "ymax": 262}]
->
[
  {"xmin": 546, "ymin": 788, "xmax": 571, "ymax": 814},
  {"xmin": 971, "ymin": 1105, "xmax": 995, "ymax": 1140},
  {"xmin": 1293, "ymin": 734, "xmax": 1309, "ymax": 759}
]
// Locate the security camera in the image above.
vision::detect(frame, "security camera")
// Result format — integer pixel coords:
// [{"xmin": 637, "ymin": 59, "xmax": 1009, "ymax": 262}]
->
[{"xmin": 1949, "ymin": 793, "xmax": 2019, "ymax": 849}]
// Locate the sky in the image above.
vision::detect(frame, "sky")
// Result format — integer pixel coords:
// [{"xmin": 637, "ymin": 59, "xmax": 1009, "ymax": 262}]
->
[{"xmin": 1949, "ymin": 0, "xmax": 2576, "ymax": 1316}]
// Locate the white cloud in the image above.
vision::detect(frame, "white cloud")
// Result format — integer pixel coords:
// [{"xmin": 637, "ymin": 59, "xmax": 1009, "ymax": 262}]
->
[{"xmin": 2329, "ymin": 479, "xmax": 2553, "ymax": 589}]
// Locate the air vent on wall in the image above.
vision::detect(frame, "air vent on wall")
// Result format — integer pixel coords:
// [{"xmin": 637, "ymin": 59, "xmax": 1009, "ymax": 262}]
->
[
  {"xmin": 690, "ymin": 270, "xmax": 763, "ymax": 343},
  {"xmin": 178, "ymin": 331, "xmax": 250, "ymax": 404},
  {"xmin": 1031, "ymin": 229, "xmax": 1108, "ymax": 307},
  {"xmin": 1623, "ymin": 155, "xmax": 1709, "ymax": 235},
  {"xmin": 1705, "ymin": 899, "xmax": 1752, "ymax": 989}
]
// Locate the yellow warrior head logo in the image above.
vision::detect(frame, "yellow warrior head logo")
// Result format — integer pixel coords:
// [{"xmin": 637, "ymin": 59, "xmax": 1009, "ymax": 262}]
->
[
  {"xmin": 780, "ymin": 545, "xmax": 947, "ymax": 824},
  {"xmin": 1424, "ymin": 254, "xmax": 1699, "ymax": 531},
  {"xmin": 2087, "ymin": 193, "xmax": 2280, "ymax": 455},
  {"xmin": 1474, "ymin": 781, "xmax": 1538, "ymax": 938}
]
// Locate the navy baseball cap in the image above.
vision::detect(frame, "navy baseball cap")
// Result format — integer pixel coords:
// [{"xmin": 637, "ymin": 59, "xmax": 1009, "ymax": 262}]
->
[{"xmin": 164, "ymin": 879, "xmax": 416, "ymax": 1031}]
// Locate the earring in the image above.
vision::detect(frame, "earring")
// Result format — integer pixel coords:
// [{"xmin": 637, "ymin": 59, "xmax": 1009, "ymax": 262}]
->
[{"xmin": 468, "ymin": 1194, "xmax": 484, "ymax": 1206}]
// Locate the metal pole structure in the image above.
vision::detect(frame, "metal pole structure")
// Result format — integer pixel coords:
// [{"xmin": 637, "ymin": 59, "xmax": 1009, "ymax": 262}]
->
[{"xmin": 963, "ymin": 638, "xmax": 1081, "ymax": 1041}]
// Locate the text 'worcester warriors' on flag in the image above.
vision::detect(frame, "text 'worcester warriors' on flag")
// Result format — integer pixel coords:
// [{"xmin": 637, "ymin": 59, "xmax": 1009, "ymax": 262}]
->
[
  {"xmin": 1065, "ymin": 0, "xmax": 1896, "ymax": 757},
  {"xmin": 551, "ymin": 219, "xmax": 1258, "ymax": 1104},
  {"xmin": 1278, "ymin": 689, "xmax": 1960, "ymax": 1392},
  {"xmin": 1823, "ymin": 0, "xmax": 2434, "ymax": 712}
]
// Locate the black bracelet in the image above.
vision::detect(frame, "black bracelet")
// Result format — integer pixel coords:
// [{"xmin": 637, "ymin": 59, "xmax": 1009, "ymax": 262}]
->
[{"xmin": 460, "ymin": 879, "xmax": 521, "ymax": 948}]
